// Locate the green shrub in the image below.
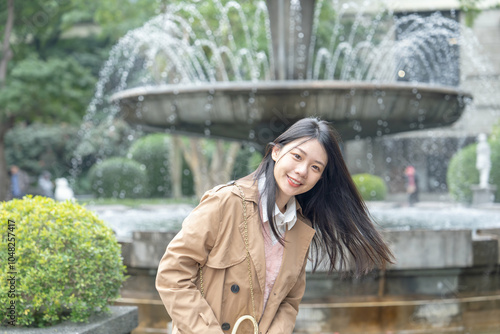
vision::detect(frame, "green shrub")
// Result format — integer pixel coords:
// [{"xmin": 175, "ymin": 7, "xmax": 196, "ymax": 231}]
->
[
  {"xmin": 491, "ymin": 141, "xmax": 500, "ymax": 200},
  {"xmin": 447, "ymin": 144, "xmax": 478, "ymax": 203},
  {"xmin": 0, "ymin": 196, "xmax": 126, "ymax": 327},
  {"xmin": 128, "ymin": 134, "xmax": 172, "ymax": 197},
  {"xmin": 128, "ymin": 134, "xmax": 196, "ymax": 197},
  {"xmin": 89, "ymin": 158, "xmax": 147, "ymax": 198},
  {"xmin": 447, "ymin": 140, "xmax": 500, "ymax": 203},
  {"xmin": 352, "ymin": 173, "xmax": 387, "ymax": 201}
]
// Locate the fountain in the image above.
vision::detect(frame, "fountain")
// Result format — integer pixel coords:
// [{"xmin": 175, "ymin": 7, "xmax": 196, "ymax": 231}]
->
[
  {"xmin": 98, "ymin": 0, "xmax": 472, "ymax": 146},
  {"xmin": 80, "ymin": 0, "xmax": 500, "ymax": 333}
]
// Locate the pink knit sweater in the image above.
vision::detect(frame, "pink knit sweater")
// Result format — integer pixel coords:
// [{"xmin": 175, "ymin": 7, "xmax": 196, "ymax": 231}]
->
[{"xmin": 262, "ymin": 221, "xmax": 284, "ymax": 309}]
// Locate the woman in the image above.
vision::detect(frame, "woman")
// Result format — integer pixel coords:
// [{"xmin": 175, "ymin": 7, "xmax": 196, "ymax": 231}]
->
[{"xmin": 156, "ymin": 117, "xmax": 394, "ymax": 334}]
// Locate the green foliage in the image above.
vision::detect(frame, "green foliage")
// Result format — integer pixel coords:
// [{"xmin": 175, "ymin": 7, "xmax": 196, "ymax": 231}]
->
[
  {"xmin": 352, "ymin": 173, "xmax": 387, "ymax": 201},
  {"xmin": 128, "ymin": 134, "xmax": 172, "ymax": 197},
  {"xmin": 0, "ymin": 196, "xmax": 126, "ymax": 327},
  {"xmin": 127, "ymin": 133, "xmax": 196, "ymax": 197},
  {"xmin": 5, "ymin": 123, "xmax": 78, "ymax": 178},
  {"xmin": 89, "ymin": 158, "xmax": 148, "ymax": 198},
  {"xmin": 92, "ymin": 0, "xmax": 166, "ymax": 40},
  {"xmin": 447, "ymin": 137, "xmax": 500, "ymax": 203},
  {"xmin": 447, "ymin": 144, "xmax": 478, "ymax": 202},
  {"xmin": 459, "ymin": 0, "xmax": 483, "ymax": 27},
  {"xmin": 232, "ymin": 145, "xmax": 263, "ymax": 180},
  {"xmin": 0, "ymin": 56, "xmax": 95, "ymax": 124},
  {"xmin": 75, "ymin": 119, "xmax": 137, "ymax": 173}
]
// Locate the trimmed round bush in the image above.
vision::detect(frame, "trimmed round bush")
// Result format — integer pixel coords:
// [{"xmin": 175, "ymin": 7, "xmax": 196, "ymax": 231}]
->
[
  {"xmin": 89, "ymin": 157, "xmax": 147, "ymax": 198},
  {"xmin": 128, "ymin": 134, "xmax": 172, "ymax": 197},
  {"xmin": 0, "ymin": 196, "xmax": 126, "ymax": 327},
  {"xmin": 352, "ymin": 173, "xmax": 387, "ymax": 201},
  {"xmin": 447, "ymin": 140, "xmax": 500, "ymax": 203},
  {"xmin": 447, "ymin": 143, "xmax": 478, "ymax": 203}
]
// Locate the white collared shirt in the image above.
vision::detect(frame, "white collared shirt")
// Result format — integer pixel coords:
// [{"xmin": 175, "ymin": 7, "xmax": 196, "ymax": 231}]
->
[{"xmin": 258, "ymin": 175, "xmax": 297, "ymax": 245}]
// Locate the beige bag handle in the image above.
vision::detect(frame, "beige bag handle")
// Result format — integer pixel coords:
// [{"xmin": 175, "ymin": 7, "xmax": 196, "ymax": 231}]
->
[
  {"xmin": 232, "ymin": 315, "xmax": 258, "ymax": 334},
  {"xmin": 199, "ymin": 182, "xmax": 258, "ymax": 334}
]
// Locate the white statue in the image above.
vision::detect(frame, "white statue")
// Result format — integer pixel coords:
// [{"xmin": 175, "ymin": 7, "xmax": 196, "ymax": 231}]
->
[
  {"xmin": 476, "ymin": 133, "xmax": 491, "ymax": 189},
  {"xmin": 54, "ymin": 178, "xmax": 75, "ymax": 201}
]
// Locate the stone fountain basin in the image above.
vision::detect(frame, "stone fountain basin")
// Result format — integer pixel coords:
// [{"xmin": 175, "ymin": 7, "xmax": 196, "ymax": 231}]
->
[
  {"xmin": 90, "ymin": 204, "xmax": 500, "ymax": 270},
  {"xmin": 112, "ymin": 80, "xmax": 471, "ymax": 144},
  {"xmin": 98, "ymin": 203, "xmax": 499, "ymax": 333}
]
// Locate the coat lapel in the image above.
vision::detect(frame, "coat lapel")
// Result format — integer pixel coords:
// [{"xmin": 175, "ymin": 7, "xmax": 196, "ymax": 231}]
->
[
  {"xmin": 233, "ymin": 177, "xmax": 267, "ymax": 314},
  {"xmin": 274, "ymin": 218, "xmax": 315, "ymax": 290}
]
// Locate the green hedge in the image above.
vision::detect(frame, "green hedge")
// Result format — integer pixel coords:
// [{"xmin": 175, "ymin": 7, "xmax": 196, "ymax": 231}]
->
[
  {"xmin": 447, "ymin": 140, "xmax": 500, "ymax": 203},
  {"xmin": 0, "ymin": 196, "xmax": 126, "ymax": 327},
  {"xmin": 352, "ymin": 173, "xmax": 387, "ymax": 201},
  {"xmin": 128, "ymin": 133, "xmax": 195, "ymax": 197},
  {"xmin": 128, "ymin": 134, "xmax": 172, "ymax": 197},
  {"xmin": 88, "ymin": 157, "xmax": 148, "ymax": 198}
]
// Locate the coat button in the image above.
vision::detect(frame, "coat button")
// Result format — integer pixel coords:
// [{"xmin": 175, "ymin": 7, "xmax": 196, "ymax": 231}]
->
[
  {"xmin": 231, "ymin": 284, "xmax": 240, "ymax": 293},
  {"xmin": 221, "ymin": 322, "xmax": 230, "ymax": 330}
]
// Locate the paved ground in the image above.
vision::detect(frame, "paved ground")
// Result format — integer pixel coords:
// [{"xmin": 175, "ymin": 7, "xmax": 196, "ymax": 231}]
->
[
  {"xmin": 374, "ymin": 192, "xmax": 500, "ymax": 211},
  {"xmin": 82, "ymin": 192, "xmax": 500, "ymax": 212}
]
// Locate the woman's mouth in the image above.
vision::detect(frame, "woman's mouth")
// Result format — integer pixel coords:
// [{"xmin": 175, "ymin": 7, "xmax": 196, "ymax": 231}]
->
[{"xmin": 287, "ymin": 175, "xmax": 302, "ymax": 187}]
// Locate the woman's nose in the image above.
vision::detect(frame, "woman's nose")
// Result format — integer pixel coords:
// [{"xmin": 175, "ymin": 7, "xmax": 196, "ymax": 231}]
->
[{"xmin": 295, "ymin": 163, "xmax": 308, "ymax": 178}]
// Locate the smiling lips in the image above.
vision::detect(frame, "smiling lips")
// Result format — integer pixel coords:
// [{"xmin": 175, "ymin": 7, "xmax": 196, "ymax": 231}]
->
[{"xmin": 287, "ymin": 175, "xmax": 302, "ymax": 187}]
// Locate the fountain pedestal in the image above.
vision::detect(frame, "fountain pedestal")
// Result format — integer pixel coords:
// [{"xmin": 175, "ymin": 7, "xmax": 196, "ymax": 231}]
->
[{"xmin": 471, "ymin": 184, "xmax": 497, "ymax": 206}]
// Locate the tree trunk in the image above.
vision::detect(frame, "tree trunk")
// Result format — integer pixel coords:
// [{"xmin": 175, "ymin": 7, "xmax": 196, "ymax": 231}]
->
[
  {"xmin": 179, "ymin": 137, "xmax": 208, "ymax": 199},
  {"xmin": 0, "ymin": 0, "xmax": 14, "ymax": 82},
  {"xmin": 210, "ymin": 140, "xmax": 241, "ymax": 185},
  {"xmin": 180, "ymin": 137, "xmax": 242, "ymax": 200},
  {"xmin": 0, "ymin": 0, "xmax": 15, "ymax": 201},
  {"xmin": 0, "ymin": 120, "xmax": 14, "ymax": 201}
]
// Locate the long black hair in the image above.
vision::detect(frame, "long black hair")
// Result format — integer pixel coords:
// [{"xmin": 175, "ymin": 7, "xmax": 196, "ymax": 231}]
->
[{"xmin": 254, "ymin": 117, "xmax": 394, "ymax": 276}]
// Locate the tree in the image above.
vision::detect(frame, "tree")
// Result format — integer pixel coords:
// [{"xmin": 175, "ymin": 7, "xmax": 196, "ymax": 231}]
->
[
  {"xmin": 180, "ymin": 137, "xmax": 241, "ymax": 199},
  {"xmin": 0, "ymin": 55, "xmax": 95, "ymax": 199},
  {"xmin": 0, "ymin": 0, "xmax": 15, "ymax": 200},
  {"xmin": 0, "ymin": 0, "xmax": 165, "ymax": 200}
]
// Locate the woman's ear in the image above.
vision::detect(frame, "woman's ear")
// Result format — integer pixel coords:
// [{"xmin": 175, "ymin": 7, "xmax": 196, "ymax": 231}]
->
[{"xmin": 271, "ymin": 144, "xmax": 281, "ymax": 162}]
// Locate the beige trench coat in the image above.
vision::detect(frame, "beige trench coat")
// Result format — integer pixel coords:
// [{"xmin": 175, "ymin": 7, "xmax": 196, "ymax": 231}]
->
[{"xmin": 156, "ymin": 176, "xmax": 316, "ymax": 334}]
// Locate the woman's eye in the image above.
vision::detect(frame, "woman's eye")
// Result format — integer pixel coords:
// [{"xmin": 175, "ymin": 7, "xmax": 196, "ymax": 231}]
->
[
  {"xmin": 312, "ymin": 165, "xmax": 320, "ymax": 172},
  {"xmin": 293, "ymin": 153, "xmax": 301, "ymax": 159}
]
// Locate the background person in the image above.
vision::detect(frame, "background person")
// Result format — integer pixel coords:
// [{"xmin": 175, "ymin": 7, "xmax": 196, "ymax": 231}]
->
[
  {"xmin": 38, "ymin": 170, "xmax": 54, "ymax": 198},
  {"xmin": 404, "ymin": 165, "xmax": 419, "ymax": 206},
  {"xmin": 9, "ymin": 165, "xmax": 30, "ymax": 199}
]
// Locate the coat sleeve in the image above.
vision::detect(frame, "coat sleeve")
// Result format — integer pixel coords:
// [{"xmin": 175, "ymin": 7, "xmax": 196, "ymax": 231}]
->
[
  {"xmin": 265, "ymin": 255, "xmax": 308, "ymax": 334},
  {"xmin": 156, "ymin": 190, "xmax": 225, "ymax": 334}
]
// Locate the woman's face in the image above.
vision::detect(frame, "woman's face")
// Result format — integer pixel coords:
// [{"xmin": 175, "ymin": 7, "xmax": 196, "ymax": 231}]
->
[{"xmin": 272, "ymin": 137, "xmax": 328, "ymax": 209}]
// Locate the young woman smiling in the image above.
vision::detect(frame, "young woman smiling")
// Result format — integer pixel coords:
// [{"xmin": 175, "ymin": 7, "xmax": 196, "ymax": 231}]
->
[{"xmin": 156, "ymin": 117, "xmax": 394, "ymax": 334}]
